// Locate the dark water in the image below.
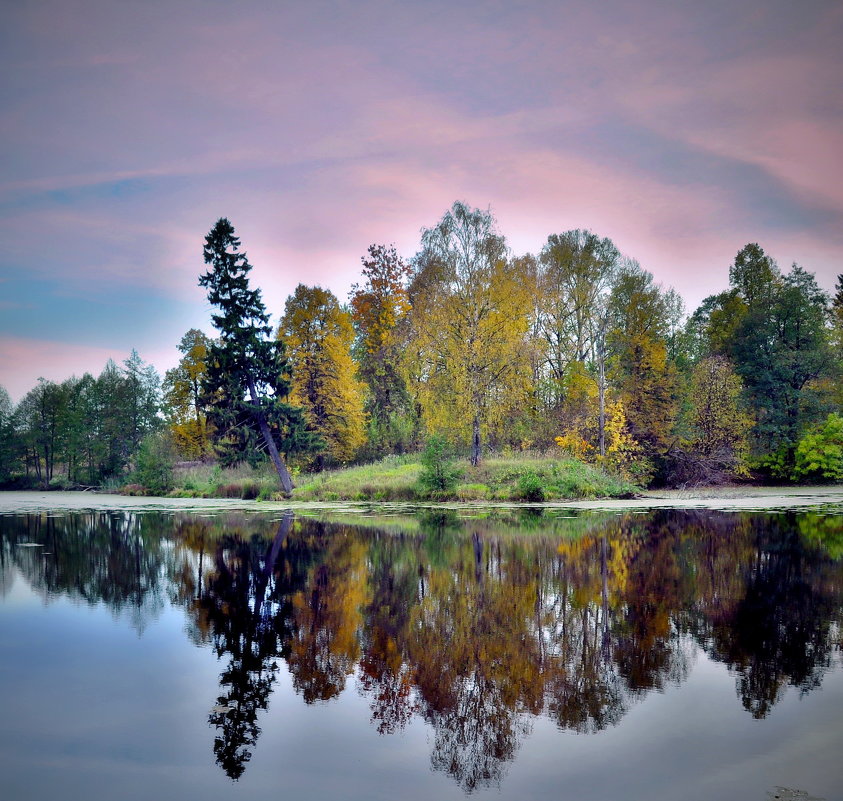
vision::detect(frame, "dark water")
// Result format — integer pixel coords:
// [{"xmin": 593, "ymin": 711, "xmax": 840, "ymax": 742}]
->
[{"xmin": 1, "ymin": 507, "xmax": 841, "ymax": 801}]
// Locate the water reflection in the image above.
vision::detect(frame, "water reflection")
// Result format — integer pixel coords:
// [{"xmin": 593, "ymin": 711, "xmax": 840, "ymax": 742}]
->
[{"xmin": 1, "ymin": 508, "xmax": 841, "ymax": 791}]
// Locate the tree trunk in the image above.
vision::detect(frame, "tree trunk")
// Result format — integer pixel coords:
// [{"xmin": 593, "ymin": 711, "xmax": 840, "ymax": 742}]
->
[
  {"xmin": 247, "ymin": 378, "xmax": 294, "ymax": 495},
  {"xmin": 254, "ymin": 512, "xmax": 292, "ymax": 619},
  {"xmin": 471, "ymin": 414, "xmax": 481, "ymax": 467},
  {"xmin": 598, "ymin": 331, "xmax": 606, "ymax": 460}
]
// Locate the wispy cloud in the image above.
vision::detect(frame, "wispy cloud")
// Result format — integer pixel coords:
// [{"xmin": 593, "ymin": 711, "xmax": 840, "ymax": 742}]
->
[{"xmin": 1, "ymin": 0, "xmax": 841, "ymax": 393}]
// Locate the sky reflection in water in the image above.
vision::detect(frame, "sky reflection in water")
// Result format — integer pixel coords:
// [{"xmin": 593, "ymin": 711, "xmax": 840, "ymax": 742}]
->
[{"xmin": 0, "ymin": 507, "xmax": 841, "ymax": 800}]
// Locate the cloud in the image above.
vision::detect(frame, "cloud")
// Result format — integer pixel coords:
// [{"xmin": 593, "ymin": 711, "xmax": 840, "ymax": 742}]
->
[{"xmin": 1, "ymin": 0, "xmax": 841, "ymax": 393}]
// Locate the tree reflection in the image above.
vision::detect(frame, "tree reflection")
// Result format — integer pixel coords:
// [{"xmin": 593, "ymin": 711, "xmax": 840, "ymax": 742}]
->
[
  {"xmin": 695, "ymin": 514, "xmax": 841, "ymax": 717},
  {"xmin": 193, "ymin": 513, "xmax": 293, "ymax": 779},
  {"xmin": 2, "ymin": 507, "xmax": 842, "ymax": 788},
  {"xmin": 408, "ymin": 532, "xmax": 542, "ymax": 790}
]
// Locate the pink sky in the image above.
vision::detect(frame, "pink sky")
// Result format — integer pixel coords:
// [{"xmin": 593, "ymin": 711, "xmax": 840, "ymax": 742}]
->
[{"xmin": 1, "ymin": 0, "xmax": 841, "ymax": 401}]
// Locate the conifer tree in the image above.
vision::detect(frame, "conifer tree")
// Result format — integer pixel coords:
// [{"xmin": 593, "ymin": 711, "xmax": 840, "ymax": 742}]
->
[{"xmin": 199, "ymin": 218, "xmax": 311, "ymax": 493}]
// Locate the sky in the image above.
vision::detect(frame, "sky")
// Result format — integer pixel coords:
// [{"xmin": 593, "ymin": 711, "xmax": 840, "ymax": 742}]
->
[{"xmin": 1, "ymin": 0, "xmax": 841, "ymax": 402}]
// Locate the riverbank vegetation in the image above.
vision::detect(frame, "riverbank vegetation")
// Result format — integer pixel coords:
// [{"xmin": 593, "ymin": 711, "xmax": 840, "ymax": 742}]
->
[
  {"xmin": 2, "ymin": 202, "xmax": 842, "ymax": 496},
  {"xmin": 143, "ymin": 452, "xmax": 635, "ymax": 502}
]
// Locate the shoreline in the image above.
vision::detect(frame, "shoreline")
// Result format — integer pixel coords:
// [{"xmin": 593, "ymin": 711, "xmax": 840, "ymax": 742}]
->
[{"xmin": 1, "ymin": 485, "xmax": 842, "ymax": 514}]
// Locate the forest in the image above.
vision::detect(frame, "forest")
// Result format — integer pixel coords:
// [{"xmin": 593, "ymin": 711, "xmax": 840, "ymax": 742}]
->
[{"xmin": 2, "ymin": 201, "xmax": 843, "ymax": 492}]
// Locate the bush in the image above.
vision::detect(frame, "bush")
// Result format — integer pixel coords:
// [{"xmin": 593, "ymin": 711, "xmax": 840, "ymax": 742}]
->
[
  {"xmin": 417, "ymin": 435, "xmax": 463, "ymax": 496},
  {"xmin": 793, "ymin": 414, "xmax": 843, "ymax": 482},
  {"xmin": 239, "ymin": 480, "xmax": 261, "ymax": 500},
  {"xmin": 133, "ymin": 430, "xmax": 177, "ymax": 495},
  {"xmin": 514, "ymin": 471, "xmax": 546, "ymax": 502}
]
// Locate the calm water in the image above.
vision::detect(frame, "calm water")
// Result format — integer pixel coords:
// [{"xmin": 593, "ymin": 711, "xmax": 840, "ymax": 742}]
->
[{"xmin": 1, "ymin": 507, "xmax": 841, "ymax": 800}]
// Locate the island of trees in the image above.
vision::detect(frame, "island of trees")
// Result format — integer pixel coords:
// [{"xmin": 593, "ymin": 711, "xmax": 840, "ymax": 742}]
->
[{"xmin": 2, "ymin": 201, "xmax": 842, "ymax": 496}]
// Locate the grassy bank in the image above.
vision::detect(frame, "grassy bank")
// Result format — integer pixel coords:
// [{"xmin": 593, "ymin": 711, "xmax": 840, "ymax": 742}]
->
[{"xmin": 157, "ymin": 454, "xmax": 636, "ymax": 502}]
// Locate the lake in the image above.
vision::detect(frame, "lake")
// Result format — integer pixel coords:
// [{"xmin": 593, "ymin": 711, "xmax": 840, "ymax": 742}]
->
[{"xmin": 1, "ymin": 505, "xmax": 841, "ymax": 800}]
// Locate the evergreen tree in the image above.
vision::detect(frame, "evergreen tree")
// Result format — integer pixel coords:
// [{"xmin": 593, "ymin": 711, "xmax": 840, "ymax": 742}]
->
[
  {"xmin": 199, "ymin": 218, "xmax": 312, "ymax": 493},
  {"xmin": 0, "ymin": 385, "xmax": 20, "ymax": 483},
  {"xmin": 732, "ymin": 263, "xmax": 833, "ymax": 455}
]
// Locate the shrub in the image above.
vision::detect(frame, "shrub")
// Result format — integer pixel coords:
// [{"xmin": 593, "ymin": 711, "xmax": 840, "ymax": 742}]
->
[
  {"xmin": 133, "ymin": 430, "xmax": 177, "ymax": 495},
  {"xmin": 240, "ymin": 481, "xmax": 261, "ymax": 500},
  {"xmin": 514, "ymin": 471, "xmax": 546, "ymax": 502},
  {"xmin": 417, "ymin": 435, "xmax": 462, "ymax": 496},
  {"xmin": 793, "ymin": 413, "xmax": 843, "ymax": 482}
]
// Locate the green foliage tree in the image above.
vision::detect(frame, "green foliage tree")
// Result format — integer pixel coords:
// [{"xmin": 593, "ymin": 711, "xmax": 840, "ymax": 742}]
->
[
  {"xmin": 663, "ymin": 356, "xmax": 754, "ymax": 485},
  {"xmin": 133, "ymin": 429, "xmax": 178, "ymax": 494},
  {"xmin": 279, "ymin": 284, "xmax": 365, "ymax": 465},
  {"xmin": 536, "ymin": 230, "xmax": 619, "ymax": 396},
  {"xmin": 534, "ymin": 230, "xmax": 620, "ymax": 451},
  {"xmin": 122, "ymin": 349, "xmax": 161, "ymax": 455},
  {"xmin": 728, "ymin": 242, "xmax": 779, "ymax": 307},
  {"xmin": 689, "ymin": 356, "xmax": 753, "ymax": 461},
  {"xmin": 732, "ymin": 263, "xmax": 833, "ymax": 457},
  {"xmin": 14, "ymin": 378, "xmax": 66, "ymax": 484},
  {"xmin": 607, "ymin": 263, "xmax": 678, "ymax": 471},
  {"xmin": 199, "ymin": 218, "xmax": 312, "ymax": 493},
  {"xmin": 0, "ymin": 385, "xmax": 20, "ymax": 483}
]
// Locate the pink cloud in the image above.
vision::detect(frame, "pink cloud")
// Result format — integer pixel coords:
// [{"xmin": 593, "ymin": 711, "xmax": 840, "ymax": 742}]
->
[{"xmin": 0, "ymin": 337, "xmax": 178, "ymax": 404}]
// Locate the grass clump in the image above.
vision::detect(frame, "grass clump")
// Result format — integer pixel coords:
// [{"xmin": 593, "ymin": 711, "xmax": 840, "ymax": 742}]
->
[{"xmin": 455, "ymin": 483, "xmax": 490, "ymax": 501}]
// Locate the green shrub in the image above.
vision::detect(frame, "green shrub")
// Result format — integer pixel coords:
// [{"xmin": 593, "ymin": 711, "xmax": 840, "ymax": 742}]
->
[
  {"xmin": 238, "ymin": 480, "xmax": 261, "ymax": 500},
  {"xmin": 133, "ymin": 430, "xmax": 176, "ymax": 495},
  {"xmin": 418, "ymin": 435, "xmax": 463, "ymax": 496},
  {"xmin": 793, "ymin": 413, "xmax": 843, "ymax": 482},
  {"xmin": 514, "ymin": 471, "xmax": 546, "ymax": 502}
]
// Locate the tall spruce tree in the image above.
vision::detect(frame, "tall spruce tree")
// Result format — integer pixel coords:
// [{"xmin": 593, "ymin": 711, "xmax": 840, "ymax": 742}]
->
[{"xmin": 199, "ymin": 218, "xmax": 310, "ymax": 493}]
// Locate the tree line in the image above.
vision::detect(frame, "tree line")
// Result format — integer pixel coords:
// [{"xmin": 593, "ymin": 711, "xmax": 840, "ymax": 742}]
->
[{"xmin": 2, "ymin": 201, "xmax": 842, "ymax": 489}]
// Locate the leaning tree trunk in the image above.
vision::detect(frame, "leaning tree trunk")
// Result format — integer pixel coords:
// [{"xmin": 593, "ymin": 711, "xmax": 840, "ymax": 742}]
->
[{"xmin": 247, "ymin": 378, "xmax": 294, "ymax": 495}]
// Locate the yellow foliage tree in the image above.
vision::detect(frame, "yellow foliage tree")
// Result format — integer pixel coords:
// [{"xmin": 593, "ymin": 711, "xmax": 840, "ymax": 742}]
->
[
  {"xmin": 552, "ymin": 361, "xmax": 600, "ymax": 457},
  {"xmin": 349, "ymin": 244, "xmax": 414, "ymax": 454},
  {"xmin": 163, "ymin": 328, "xmax": 211, "ymax": 459},
  {"xmin": 279, "ymin": 285, "xmax": 366, "ymax": 465},
  {"xmin": 607, "ymin": 264, "xmax": 678, "ymax": 464},
  {"xmin": 689, "ymin": 355, "xmax": 753, "ymax": 475},
  {"xmin": 603, "ymin": 399, "xmax": 651, "ymax": 483},
  {"xmin": 405, "ymin": 202, "xmax": 533, "ymax": 465}
]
